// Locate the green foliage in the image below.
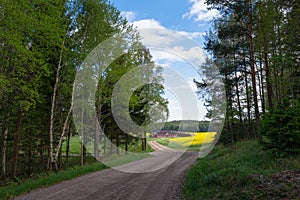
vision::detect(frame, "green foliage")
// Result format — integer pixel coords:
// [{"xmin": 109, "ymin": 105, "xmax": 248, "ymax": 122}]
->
[
  {"xmin": 260, "ymin": 103, "xmax": 300, "ymax": 157},
  {"xmin": 184, "ymin": 140, "xmax": 300, "ymax": 200},
  {"xmin": 162, "ymin": 120, "xmax": 209, "ymax": 132},
  {"xmin": 61, "ymin": 136, "xmax": 82, "ymax": 155}
]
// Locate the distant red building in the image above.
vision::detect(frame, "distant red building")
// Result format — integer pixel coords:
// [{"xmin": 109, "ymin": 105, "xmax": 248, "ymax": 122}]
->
[{"xmin": 151, "ymin": 130, "xmax": 192, "ymax": 138}]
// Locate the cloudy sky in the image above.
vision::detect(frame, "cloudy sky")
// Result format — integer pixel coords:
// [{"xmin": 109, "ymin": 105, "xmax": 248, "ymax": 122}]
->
[{"xmin": 110, "ymin": 0, "xmax": 219, "ymax": 121}]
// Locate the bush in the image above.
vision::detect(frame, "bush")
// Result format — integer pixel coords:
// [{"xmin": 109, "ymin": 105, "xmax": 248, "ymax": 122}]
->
[{"xmin": 260, "ymin": 103, "xmax": 300, "ymax": 157}]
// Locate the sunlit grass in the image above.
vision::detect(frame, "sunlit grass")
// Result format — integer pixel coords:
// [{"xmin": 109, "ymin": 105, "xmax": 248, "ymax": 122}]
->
[
  {"xmin": 183, "ymin": 140, "xmax": 300, "ymax": 199},
  {"xmin": 169, "ymin": 132, "xmax": 217, "ymax": 147}
]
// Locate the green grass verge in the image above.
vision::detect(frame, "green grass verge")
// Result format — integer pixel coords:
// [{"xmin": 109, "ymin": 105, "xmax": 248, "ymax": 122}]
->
[
  {"xmin": 0, "ymin": 162, "xmax": 107, "ymax": 200},
  {"xmin": 183, "ymin": 140, "xmax": 300, "ymax": 200}
]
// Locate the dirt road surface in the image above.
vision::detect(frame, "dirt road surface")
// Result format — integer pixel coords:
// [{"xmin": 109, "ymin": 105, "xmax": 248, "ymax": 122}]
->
[{"xmin": 15, "ymin": 141, "xmax": 198, "ymax": 200}]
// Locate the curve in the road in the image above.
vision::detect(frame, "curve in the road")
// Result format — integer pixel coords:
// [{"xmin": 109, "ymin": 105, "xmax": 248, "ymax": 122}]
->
[{"xmin": 14, "ymin": 143, "xmax": 198, "ymax": 200}]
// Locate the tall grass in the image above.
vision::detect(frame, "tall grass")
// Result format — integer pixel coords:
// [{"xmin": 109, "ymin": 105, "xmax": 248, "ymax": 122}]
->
[{"xmin": 184, "ymin": 140, "xmax": 300, "ymax": 199}]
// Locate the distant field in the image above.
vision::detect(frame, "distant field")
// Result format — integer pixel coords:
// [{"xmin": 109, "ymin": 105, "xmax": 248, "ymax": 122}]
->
[
  {"xmin": 170, "ymin": 132, "xmax": 216, "ymax": 146},
  {"xmin": 156, "ymin": 132, "xmax": 217, "ymax": 151}
]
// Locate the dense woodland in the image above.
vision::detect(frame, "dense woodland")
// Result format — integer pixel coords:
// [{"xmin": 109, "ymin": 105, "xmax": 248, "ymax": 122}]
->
[
  {"xmin": 0, "ymin": 0, "xmax": 168, "ymax": 179},
  {"xmin": 194, "ymin": 0, "xmax": 299, "ymax": 155}
]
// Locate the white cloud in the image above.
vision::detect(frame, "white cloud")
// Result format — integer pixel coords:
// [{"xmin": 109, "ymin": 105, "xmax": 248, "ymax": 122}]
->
[
  {"xmin": 149, "ymin": 46, "xmax": 205, "ymax": 66},
  {"xmin": 120, "ymin": 11, "xmax": 137, "ymax": 22},
  {"xmin": 131, "ymin": 19, "xmax": 206, "ymax": 66},
  {"xmin": 183, "ymin": 0, "xmax": 220, "ymax": 22},
  {"xmin": 178, "ymin": 31, "xmax": 206, "ymax": 40},
  {"xmin": 132, "ymin": 19, "xmax": 163, "ymax": 29}
]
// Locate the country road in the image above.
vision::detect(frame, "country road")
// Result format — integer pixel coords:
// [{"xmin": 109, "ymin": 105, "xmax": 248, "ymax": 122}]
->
[{"xmin": 14, "ymin": 141, "xmax": 198, "ymax": 200}]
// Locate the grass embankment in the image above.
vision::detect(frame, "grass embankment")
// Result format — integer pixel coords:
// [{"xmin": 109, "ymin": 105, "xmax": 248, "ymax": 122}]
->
[
  {"xmin": 184, "ymin": 140, "xmax": 300, "ymax": 200},
  {"xmin": 0, "ymin": 137, "xmax": 153, "ymax": 200},
  {"xmin": 0, "ymin": 163, "xmax": 107, "ymax": 200}
]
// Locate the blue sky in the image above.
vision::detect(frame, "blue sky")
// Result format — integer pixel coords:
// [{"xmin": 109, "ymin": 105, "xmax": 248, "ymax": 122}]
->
[
  {"xmin": 109, "ymin": 0, "xmax": 220, "ymax": 121},
  {"xmin": 110, "ymin": 0, "xmax": 219, "ymax": 44}
]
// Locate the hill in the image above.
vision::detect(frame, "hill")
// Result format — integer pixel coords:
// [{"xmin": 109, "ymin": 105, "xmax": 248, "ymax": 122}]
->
[{"xmin": 162, "ymin": 120, "xmax": 210, "ymax": 132}]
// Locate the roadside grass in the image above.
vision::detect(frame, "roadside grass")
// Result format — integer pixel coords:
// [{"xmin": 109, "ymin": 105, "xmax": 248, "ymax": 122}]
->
[
  {"xmin": 0, "ymin": 162, "xmax": 107, "ymax": 200},
  {"xmin": 183, "ymin": 140, "xmax": 300, "ymax": 200},
  {"xmin": 0, "ymin": 138, "xmax": 154, "ymax": 200}
]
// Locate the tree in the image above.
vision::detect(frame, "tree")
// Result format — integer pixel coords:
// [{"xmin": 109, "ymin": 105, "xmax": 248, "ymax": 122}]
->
[
  {"xmin": 202, "ymin": 0, "xmax": 300, "ymax": 150},
  {"xmin": 0, "ymin": 0, "xmax": 68, "ymax": 177}
]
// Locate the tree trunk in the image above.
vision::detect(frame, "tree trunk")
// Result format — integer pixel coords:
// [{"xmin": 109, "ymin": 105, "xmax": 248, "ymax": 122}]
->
[
  {"xmin": 65, "ymin": 123, "xmax": 71, "ymax": 167},
  {"xmin": 26, "ymin": 138, "xmax": 32, "ymax": 177},
  {"xmin": 260, "ymin": 6, "xmax": 273, "ymax": 110},
  {"xmin": 95, "ymin": 84, "xmax": 103, "ymax": 160},
  {"xmin": 81, "ymin": 140, "xmax": 86, "ymax": 166},
  {"xmin": 246, "ymin": 0, "xmax": 260, "ymax": 135},
  {"xmin": 80, "ymin": 107, "xmax": 86, "ymax": 166},
  {"xmin": 49, "ymin": 39, "xmax": 65, "ymax": 172},
  {"xmin": 110, "ymin": 132, "xmax": 113, "ymax": 155},
  {"xmin": 94, "ymin": 117, "xmax": 99, "ymax": 160},
  {"xmin": 235, "ymin": 70, "xmax": 243, "ymax": 125},
  {"xmin": 54, "ymin": 82, "xmax": 75, "ymax": 169},
  {"xmin": 103, "ymin": 128, "xmax": 106, "ymax": 156},
  {"xmin": 125, "ymin": 133, "xmax": 128, "ymax": 154},
  {"xmin": 58, "ymin": 146, "xmax": 62, "ymax": 170},
  {"xmin": 273, "ymin": 66, "xmax": 279, "ymax": 104},
  {"xmin": 1, "ymin": 126, "xmax": 8, "ymax": 177},
  {"xmin": 259, "ymin": 56, "xmax": 266, "ymax": 114},
  {"xmin": 116, "ymin": 132, "xmax": 119, "ymax": 154},
  {"xmin": 11, "ymin": 109, "xmax": 23, "ymax": 178},
  {"xmin": 244, "ymin": 63, "xmax": 252, "ymax": 136},
  {"xmin": 142, "ymin": 132, "xmax": 147, "ymax": 151}
]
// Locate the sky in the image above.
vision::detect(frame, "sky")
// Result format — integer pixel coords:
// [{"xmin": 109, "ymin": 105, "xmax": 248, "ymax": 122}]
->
[{"xmin": 109, "ymin": 0, "xmax": 220, "ymax": 121}]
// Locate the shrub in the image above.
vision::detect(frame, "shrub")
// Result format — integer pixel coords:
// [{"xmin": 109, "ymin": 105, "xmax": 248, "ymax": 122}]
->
[{"xmin": 260, "ymin": 103, "xmax": 300, "ymax": 157}]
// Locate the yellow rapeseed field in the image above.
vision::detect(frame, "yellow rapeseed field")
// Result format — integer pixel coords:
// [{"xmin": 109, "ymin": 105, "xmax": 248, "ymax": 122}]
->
[{"xmin": 169, "ymin": 132, "xmax": 217, "ymax": 147}]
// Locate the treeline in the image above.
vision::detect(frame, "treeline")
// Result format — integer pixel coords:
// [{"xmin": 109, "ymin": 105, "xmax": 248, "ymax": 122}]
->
[
  {"xmin": 162, "ymin": 120, "xmax": 210, "ymax": 132},
  {"xmin": 195, "ymin": 0, "xmax": 299, "ymax": 155},
  {"xmin": 0, "ymin": 0, "xmax": 167, "ymax": 179}
]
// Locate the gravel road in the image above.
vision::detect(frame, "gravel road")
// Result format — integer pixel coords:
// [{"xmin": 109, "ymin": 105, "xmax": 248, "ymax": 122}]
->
[{"xmin": 15, "ymin": 141, "xmax": 198, "ymax": 200}]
